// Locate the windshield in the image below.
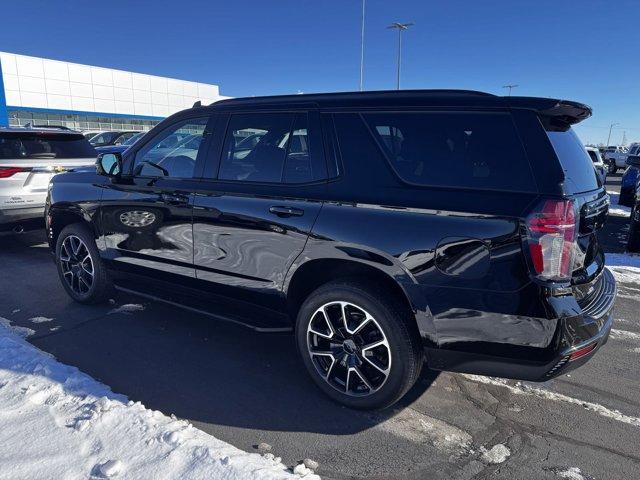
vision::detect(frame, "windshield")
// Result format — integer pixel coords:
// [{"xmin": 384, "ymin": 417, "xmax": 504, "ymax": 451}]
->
[
  {"xmin": 123, "ymin": 132, "xmax": 144, "ymax": 146},
  {"xmin": 0, "ymin": 132, "xmax": 97, "ymax": 159},
  {"xmin": 546, "ymin": 128, "xmax": 599, "ymax": 193}
]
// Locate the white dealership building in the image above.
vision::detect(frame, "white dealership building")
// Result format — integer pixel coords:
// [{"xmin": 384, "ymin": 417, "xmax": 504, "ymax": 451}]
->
[{"xmin": 0, "ymin": 51, "xmax": 226, "ymax": 132}]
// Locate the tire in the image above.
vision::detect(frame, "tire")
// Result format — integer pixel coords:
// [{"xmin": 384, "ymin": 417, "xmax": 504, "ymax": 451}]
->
[
  {"xmin": 55, "ymin": 223, "xmax": 113, "ymax": 304},
  {"xmin": 628, "ymin": 207, "xmax": 640, "ymax": 253},
  {"xmin": 607, "ymin": 161, "xmax": 617, "ymax": 175},
  {"xmin": 296, "ymin": 279, "xmax": 424, "ymax": 410}
]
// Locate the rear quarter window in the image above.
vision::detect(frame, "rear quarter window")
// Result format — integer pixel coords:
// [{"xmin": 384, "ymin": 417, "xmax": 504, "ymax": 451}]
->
[
  {"xmin": 545, "ymin": 128, "xmax": 599, "ymax": 194},
  {"xmin": 362, "ymin": 111, "xmax": 536, "ymax": 192}
]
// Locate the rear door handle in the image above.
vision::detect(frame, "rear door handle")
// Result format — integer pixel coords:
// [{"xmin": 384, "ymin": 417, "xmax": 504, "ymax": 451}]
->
[
  {"xmin": 161, "ymin": 193, "xmax": 190, "ymax": 205},
  {"xmin": 269, "ymin": 205, "xmax": 304, "ymax": 217}
]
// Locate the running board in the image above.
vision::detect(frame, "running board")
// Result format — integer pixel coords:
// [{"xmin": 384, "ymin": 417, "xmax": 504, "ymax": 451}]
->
[{"xmin": 114, "ymin": 286, "xmax": 293, "ymax": 333}]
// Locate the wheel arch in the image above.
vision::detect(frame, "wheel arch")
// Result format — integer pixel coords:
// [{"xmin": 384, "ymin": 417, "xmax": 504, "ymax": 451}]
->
[
  {"xmin": 284, "ymin": 255, "xmax": 436, "ymax": 345},
  {"xmin": 48, "ymin": 205, "xmax": 98, "ymax": 250}
]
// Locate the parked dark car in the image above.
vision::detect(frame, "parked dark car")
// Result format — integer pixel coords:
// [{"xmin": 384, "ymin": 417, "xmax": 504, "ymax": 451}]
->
[
  {"xmin": 627, "ymin": 155, "xmax": 640, "ymax": 252},
  {"xmin": 45, "ymin": 90, "xmax": 616, "ymax": 409},
  {"xmin": 89, "ymin": 131, "xmax": 141, "ymax": 147},
  {"xmin": 94, "ymin": 132, "xmax": 146, "ymax": 156},
  {"xmin": 619, "ymin": 161, "xmax": 639, "ymax": 207}
]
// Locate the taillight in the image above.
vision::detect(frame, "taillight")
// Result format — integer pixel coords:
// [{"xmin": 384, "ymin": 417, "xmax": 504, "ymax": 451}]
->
[
  {"xmin": 526, "ymin": 199, "xmax": 577, "ymax": 281},
  {"xmin": 569, "ymin": 342, "xmax": 597, "ymax": 361},
  {"xmin": 0, "ymin": 167, "xmax": 25, "ymax": 178}
]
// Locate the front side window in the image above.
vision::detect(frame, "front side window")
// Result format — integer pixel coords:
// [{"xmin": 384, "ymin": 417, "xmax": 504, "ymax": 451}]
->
[
  {"xmin": 133, "ymin": 117, "xmax": 209, "ymax": 178},
  {"xmin": 218, "ymin": 112, "xmax": 323, "ymax": 183},
  {"xmin": 363, "ymin": 112, "xmax": 536, "ymax": 191}
]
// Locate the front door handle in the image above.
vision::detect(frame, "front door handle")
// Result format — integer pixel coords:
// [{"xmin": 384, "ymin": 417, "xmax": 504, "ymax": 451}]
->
[
  {"xmin": 269, "ymin": 205, "xmax": 304, "ymax": 217},
  {"xmin": 161, "ymin": 193, "xmax": 190, "ymax": 205}
]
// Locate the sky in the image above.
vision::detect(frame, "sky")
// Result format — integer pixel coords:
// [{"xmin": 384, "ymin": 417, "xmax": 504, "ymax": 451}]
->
[{"xmin": 0, "ymin": 0, "xmax": 638, "ymax": 145}]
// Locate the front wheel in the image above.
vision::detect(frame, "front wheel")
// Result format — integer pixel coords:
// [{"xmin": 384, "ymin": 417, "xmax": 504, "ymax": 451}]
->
[
  {"xmin": 296, "ymin": 280, "xmax": 424, "ymax": 410},
  {"xmin": 55, "ymin": 224, "xmax": 113, "ymax": 304}
]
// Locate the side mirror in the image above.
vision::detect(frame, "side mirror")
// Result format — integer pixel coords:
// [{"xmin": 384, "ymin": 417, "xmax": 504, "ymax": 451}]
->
[
  {"xmin": 626, "ymin": 155, "xmax": 640, "ymax": 168},
  {"xmin": 96, "ymin": 153, "xmax": 122, "ymax": 177}
]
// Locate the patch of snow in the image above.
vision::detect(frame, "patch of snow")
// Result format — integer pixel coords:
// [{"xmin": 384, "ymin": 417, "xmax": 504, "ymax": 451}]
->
[
  {"xmin": 0, "ymin": 317, "xmax": 35, "ymax": 338},
  {"xmin": 108, "ymin": 304, "xmax": 145, "ymax": 315},
  {"xmin": 606, "ymin": 253, "xmax": 640, "ymax": 269},
  {"xmin": 610, "ymin": 329, "xmax": 640, "ymax": 341},
  {"xmin": 377, "ymin": 408, "xmax": 472, "ymax": 453},
  {"xmin": 480, "ymin": 443, "xmax": 510, "ymax": 464},
  {"xmin": 29, "ymin": 316, "xmax": 53, "ymax": 324},
  {"xmin": 463, "ymin": 374, "xmax": 640, "ymax": 428},
  {"xmin": 0, "ymin": 322, "xmax": 314, "ymax": 480},
  {"xmin": 555, "ymin": 466, "xmax": 586, "ymax": 480}
]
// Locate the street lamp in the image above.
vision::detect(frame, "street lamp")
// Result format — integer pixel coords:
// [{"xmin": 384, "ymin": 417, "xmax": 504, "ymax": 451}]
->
[
  {"xmin": 607, "ymin": 122, "xmax": 620, "ymax": 146},
  {"xmin": 502, "ymin": 84, "xmax": 518, "ymax": 96},
  {"xmin": 387, "ymin": 22, "xmax": 414, "ymax": 90},
  {"xmin": 359, "ymin": 0, "xmax": 365, "ymax": 91}
]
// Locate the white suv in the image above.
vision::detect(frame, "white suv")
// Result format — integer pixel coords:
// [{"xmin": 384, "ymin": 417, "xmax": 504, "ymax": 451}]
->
[{"xmin": 0, "ymin": 127, "xmax": 96, "ymax": 232}]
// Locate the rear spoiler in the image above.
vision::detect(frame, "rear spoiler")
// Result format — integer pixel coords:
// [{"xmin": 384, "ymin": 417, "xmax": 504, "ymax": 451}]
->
[{"xmin": 507, "ymin": 97, "xmax": 592, "ymax": 127}]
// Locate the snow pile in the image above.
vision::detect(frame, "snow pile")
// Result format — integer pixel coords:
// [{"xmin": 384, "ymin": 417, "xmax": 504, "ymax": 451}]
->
[
  {"xmin": 479, "ymin": 444, "xmax": 510, "ymax": 464},
  {"xmin": 0, "ymin": 323, "xmax": 316, "ymax": 480},
  {"xmin": 0, "ymin": 316, "xmax": 34, "ymax": 338},
  {"xmin": 463, "ymin": 374, "xmax": 640, "ymax": 428}
]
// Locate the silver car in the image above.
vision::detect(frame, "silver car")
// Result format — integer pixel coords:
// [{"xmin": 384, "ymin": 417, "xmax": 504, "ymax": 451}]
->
[{"xmin": 0, "ymin": 127, "xmax": 97, "ymax": 232}]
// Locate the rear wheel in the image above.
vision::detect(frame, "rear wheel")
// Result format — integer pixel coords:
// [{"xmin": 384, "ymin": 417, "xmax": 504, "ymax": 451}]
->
[
  {"xmin": 55, "ymin": 224, "xmax": 113, "ymax": 304},
  {"xmin": 296, "ymin": 280, "xmax": 423, "ymax": 410},
  {"xmin": 607, "ymin": 161, "xmax": 617, "ymax": 175}
]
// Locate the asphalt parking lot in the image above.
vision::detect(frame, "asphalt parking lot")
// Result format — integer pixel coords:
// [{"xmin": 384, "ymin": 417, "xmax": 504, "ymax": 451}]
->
[{"xmin": 1, "ymin": 173, "xmax": 638, "ymax": 480}]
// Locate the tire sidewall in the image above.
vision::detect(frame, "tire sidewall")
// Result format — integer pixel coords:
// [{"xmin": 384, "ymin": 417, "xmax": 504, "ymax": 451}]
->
[
  {"xmin": 296, "ymin": 282, "xmax": 420, "ymax": 410},
  {"xmin": 55, "ymin": 224, "xmax": 106, "ymax": 303}
]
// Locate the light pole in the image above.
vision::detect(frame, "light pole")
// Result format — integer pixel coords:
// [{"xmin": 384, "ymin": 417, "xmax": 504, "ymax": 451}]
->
[
  {"xmin": 607, "ymin": 122, "xmax": 620, "ymax": 146},
  {"xmin": 359, "ymin": 0, "xmax": 365, "ymax": 91},
  {"xmin": 502, "ymin": 84, "xmax": 518, "ymax": 96},
  {"xmin": 387, "ymin": 22, "xmax": 414, "ymax": 90}
]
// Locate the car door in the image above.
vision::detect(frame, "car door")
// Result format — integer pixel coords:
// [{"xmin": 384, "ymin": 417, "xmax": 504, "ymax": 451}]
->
[
  {"xmin": 192, "ymin": 110, "xmax": 327, "ymax": 312},
  {"xmin": 98, "ymin": 115, "xmax": 214, "ymax": 282}
]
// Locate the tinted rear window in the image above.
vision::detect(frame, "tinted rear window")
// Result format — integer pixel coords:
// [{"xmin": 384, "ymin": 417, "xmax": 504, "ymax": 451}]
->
[
  {"xmin": 0, "ymin": 132, "xmax": 96, "ymax": 159},
  {"xmin": 545, "ymin": 128, "xmax": 599, "ymax": 193},
  {"xmin": 362, "ymin": 112, "xmax": 536, "ymax": 192}
]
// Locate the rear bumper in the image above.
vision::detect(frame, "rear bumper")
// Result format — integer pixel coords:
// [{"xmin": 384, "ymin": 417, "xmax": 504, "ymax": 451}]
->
[
  {"xmin": 0, "ymin": 206, "xmax": 45, "ymax": 231},
  {"xmin": 426, "ymin": 268, "xmax": 616, "ymax": 381}
]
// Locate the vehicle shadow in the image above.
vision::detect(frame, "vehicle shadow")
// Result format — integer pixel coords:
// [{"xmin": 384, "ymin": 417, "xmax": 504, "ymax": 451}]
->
[{"xmin": 29, "ymin": 291, "xmax": 439, "ymax": 437}]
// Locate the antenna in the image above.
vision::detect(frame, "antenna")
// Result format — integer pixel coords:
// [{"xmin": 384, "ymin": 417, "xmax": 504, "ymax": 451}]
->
[{"xmin": 502, "ymin": 84, "xmax": 519, "ymax": 96}]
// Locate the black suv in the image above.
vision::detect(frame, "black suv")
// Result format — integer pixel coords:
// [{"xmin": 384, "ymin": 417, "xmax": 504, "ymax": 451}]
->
[{"xmin": 45, "ymin": 90, "xmax": 616, "ymax": 409}]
